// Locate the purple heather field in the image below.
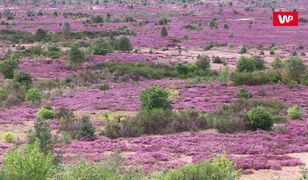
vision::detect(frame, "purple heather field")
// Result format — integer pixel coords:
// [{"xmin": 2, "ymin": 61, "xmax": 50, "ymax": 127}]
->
[{"xmin": 0, "ymin": 0, "xmax": 307, "ymax": 179}]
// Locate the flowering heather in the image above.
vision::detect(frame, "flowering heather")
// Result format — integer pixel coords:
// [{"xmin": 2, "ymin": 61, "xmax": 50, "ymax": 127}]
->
[
  {"xmin": 0, "ymin": 105, "xmax": 36, "ymax": 125},
  {"xmin": 55, "ymin": 119, "xmax": 308, "ymax": 173}
]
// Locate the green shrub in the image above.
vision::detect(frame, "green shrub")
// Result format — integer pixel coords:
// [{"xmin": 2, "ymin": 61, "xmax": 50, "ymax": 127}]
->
[
  {"xmin": 62, "ymin": 22, "xmax": 71, "ymax": 36},
  {"xmin": 2, "ymin": 140, "xmax": 55, "ymax": 180},
  {"xmin": 140, "ymin": 86, "xmax": 172, "ymax": 112},
  {"xmin": 35, "ymin": 28, "xmax": 47, "ymax": 41},
  {"xmin": 287, "ymin": 105, "xmax": 302, "ymax": 119},
  {"xmin": 37, "ymin": 107, "xmax": 55, "ymax": 120},
  {"xmin": 0, "ymin": 55, "xmax": 18, "ymax": 79},
  {"xmin": 98, "ymin": 83, "xmax": 109, "ymax": 91},
  {"xmin": 46, "ymin": 44, "xmax": 62, "ymax": 58},
  {"xmin": 236, "ymin": 88, "xmax": 252, "ymax": 99},
  {"xmin": 175, "ymin": 63, "xmax": 189, "ymax": 75},
  {"xmin": 118, "ymin": 37, "xmax": 132, "ymax": 52},
  {"xmin": 247, "ymin": 106, "xmax": 273, "ymax": 130},
  {"xmin": 240, "ymin": 47, "xmax": 247, "ymax": 54},
  {"xmin": 160, "ymin": 26, "xmax": 168, "ymax": 37},
  {"xmin": 209, "ymin": 18, "xmax": 218, "ymax": 29},
  {"xmin": 271, "ymin": 57, "xmax": 283, "ymax": 69},
  {"xmin": 68, "ymin": 44, "xmax": 86, "ymax": 68},
  {"xmin": 158, "ymin": 17, "xmax": 169, "ymax": 25},
  {"xmin": 152, "ymin": 155, "xmax": 239, "ymax": 180},
  {"xmin": 13, "ymin": 71, "xmax": 32, "ymax": 88},
  {"xmin": 196, "ymin": 55, "xmax": 211, "ymax": 70},
  {"xmin": 2, "ymin": 132, "xmax": 15, "ymax": 143},
  {"xmin": 56, "ymin": 107, "xmax": 78, "ymax": 137},
  {"xmin": 26, "ymin": 88, "xmax": 42, "ymax": 104},
  {"xmin": 76, "ymin": 116, "xmax": 95, "ymax": 140},
  {"xmin": 0, "ymin": 88, "xmax": 8, "ymax": 101},
  {"xmin": 231, "ymin": 71, "xmax": 271, "ymax": 85},
  {"xmin": 282, "ymin": 56, "xmax": 305, "ymax": 83},
  {"xmin": 236, "ymin": 56, "xmax": 264, "ymax": 72},
  {"xmin": 90, "ymin": 39, "xmax": 114, "ymax": 55}
]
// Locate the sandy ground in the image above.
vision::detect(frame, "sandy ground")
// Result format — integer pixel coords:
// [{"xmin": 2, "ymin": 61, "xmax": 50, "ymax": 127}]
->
[{"xmin": 240, "ymin": 153, "xmax": 308, "ymax": 180}]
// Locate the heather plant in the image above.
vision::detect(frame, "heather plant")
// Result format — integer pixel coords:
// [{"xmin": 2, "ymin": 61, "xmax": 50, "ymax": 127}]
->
[
  {"xmin": 27, "ymin": 118, "xmax": 54, "ymax": 154},
  {"xmin": 2, "ymin": 132, "xmax": 15, "ymax": 143},
  {"xmin": 151, "ymin": 155, "xmax": 239, "ymax": 180},
  {"xmin": 247, "ymin": 106, "xmax": 273, "ymax": 130},
  {"xmin": 37, "ymin": 107, "xmax": 55, "ymax": 120},
  {"xmin": 287, "ymin": 105, "xmax": 302, "ymax": 119},
  {"xmin": 68, "ymin": 44, "xmax": 86, "ymax": 68},
  {"xmin": 0, "ymin": 54, "xmax": 18, "ymax": 79},
  {"xmin": 140, "ymin": 86, "xmax": 172, "ymax": 112},
  {"xmin": 160, "ymin": 26, "xmax": 168, "ymax": 37},
  {"xmin": 76, "ymin": 116, "xmax": 95, "ymax": 140},
  {"xmin": 236, "ymin": 88, "xmax": 252, "ymax": 99},
  {"xmin": 2, "ymin": 140, "xmax": 55, "ymax": 180}
]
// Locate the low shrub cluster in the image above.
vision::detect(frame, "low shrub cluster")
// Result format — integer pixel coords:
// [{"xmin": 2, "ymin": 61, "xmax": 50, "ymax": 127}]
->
[
  {"xmin": 236, "ymin": 56, "xmax": 264, "ymax": 72},
  {"xmin": 89, "ymin": 37, "xmax": 132, "ymax": 55}
]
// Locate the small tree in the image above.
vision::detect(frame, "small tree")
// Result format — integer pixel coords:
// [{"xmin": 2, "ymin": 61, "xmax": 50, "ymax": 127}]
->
[
  {"xmin": 0, "ymin": 55, "xmax": 18, "ymax": 79},
  {"xmin": 26, "ymin": 88, "xmax": 42, "ymax": 104},
  {"xmin": 247, "ymin": 106, "xmax": 273, "ymax": 130},
  {"xmin": 160, "ymin": 26, "xmax": 168, "ymax": 37},
  {"xmin": 140, "ymin": 86, "xmax": 172, "ymax": 112},
  {"xmin": 35, "ymin": 28, "xmax": 47, "ymax": 41},
  {"xmin": 118, "ymin": 37, "xmax": 132, "ymax": 52},
  {"xmin": 76, "ymin": 116, "xmax": 95, "ymax": 140},
  {"xmin": 68, "ymin": 44, "xmax": 86, "ymax": 68}
]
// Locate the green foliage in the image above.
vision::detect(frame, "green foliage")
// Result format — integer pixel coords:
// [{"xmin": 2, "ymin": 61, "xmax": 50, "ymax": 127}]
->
[
  {"xmin": 2, "ymin": 132, "xmax": 15, "ymax": 143},
  {"xmin": 160, "ymin": 26, "xmax": 168, "ymax": 37},
  {"xmin": 209, "ymin": 18, "xmax": 218, "ymax": 29},
  {"xmin": 37, "ymin": 107, "xmax": 55, "ymax": 120},
  {"xmin": 13, "ymin": 71, "xmax": 33, "ymax": 88},
  {"xmin": 68, "ymin": 44, "xmax": 86, "ymax": 68},
  {"xmin": 158, "ymin": 17, "xmax": 169, "ymax": 25},
  {"xmin": 118, "ymin": 36, "xmax": 132, "ymax": 52},
  {"xmin": 231, "ymin": 71, "xmax": 271, "ymax": 85},
  {"xmin": 218, "ymin": 66, "xmax": 230, "ymax": 83},
  {"xmin": 239, "ymin": 47, "xmax": 247, "ymax": 54},
  {"xmin": 2, "ymin": 140, "xmax": 55, "ymax": 180},
  {"xmin": 90, "ymin": 39, "xmax": 114, "ymax": 55},
  {"xmin": 28, "ymin": 118, "xmax": 54, "ymax": 154},
  {"xmin": 35, "ymin": 28, "xmax": 47, "ymax": 41},
  {"xmin": 46, "ymin": 44, "xmax": 62, "ymax": 59},
  {"xmin": 287, "ymin": 105, "xmax": 302, "ymax": 119},
  {"xmin": 247, "ymin": 106, "xmax": 273, "ymax": 130},
  {"xmin": 140, "ymin": 86, "xmax": 172, "ymax": 112},
  {"xmin": 76, "ymin": 116, "xmax": 95, "ymax": 140},
  {"xmin": 271, "ymin": 57, "xmax": 283, "ymax": 69},
  {"xmin": 282, "ymin": 56, "xmax": 306, "ymax": 83},
  {"xmin": 26, "ymin": 88, "xmax": 42, "ymax": 104},
  {"xmin": 152, "ymin": 155, "xmax": 239, "ymax": 180},
  {"xmin": 236, "ymin": 88, "xmax": 252, "ymax": 99},
  {"xmin": 196, "ymin": 55, "xmax": 211, "ymax": 70},
  {"xmin": 0, "ymin": 88, "xmax": 8, "ymax": 101},
  {"xmin": 62, "ymin": 22, "xmax": 71, "ymax": 36},
  {"xmin": 0, "ymin": 55, "xmax": 18, "ymax": 79},
  {"xmin": 236, "ymin": 56, "xmax": 264, "ymax": 72}
]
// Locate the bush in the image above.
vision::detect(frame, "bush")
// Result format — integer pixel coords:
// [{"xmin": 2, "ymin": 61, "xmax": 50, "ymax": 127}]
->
[
  {"xmin": 2, "ymin": 132, "xmax": 15, "ymax": 143},
  {"xmin": 160, "ymin": 26, "xmax": 168, "ymax": 37},
  {"xmin": 0, "ymin": 88, "xmax": 8, "ymax": 101},
  {"xmin": 37, "ymin": 107, "xmax": 55, "ymax": 120},
  {"xmin": 118, "ymin": 37, "xmax": 132, "ymax": 52},
  {"xmin": 26, "ymin": 88, "xmax": 42, "ymax": 104},
  {"xmin": 2, "ymin": 141, "xmax": 55, "ymax": 180},
  {"xmin": 0, "ymin": 55, "xmax": 18, "ymax": 79},
  {"xmin": 212, "ymin": 56, "xmax": 223, "ymax": 63},
  {"xmin": 271, "ymin": 57, "xmax": 283, "ymax": 69},
  {"xmin": 152, "ymin": 155, "xmax": 239, "ymax": 180},
  {"xmin": 56, "ymin": 107, "xmax": 78, "ymax": 137},
  {"xmin": 27, "ymin": 118, "xmax": 53, "ymax": 154},
  {"xmin": 68, "ymin": 44, "xmax": 86, "ymax": 68},
  {"xmin": 35, "ymin": 28, "xmax": 47, "ymax": 41},
  {"xmin": 247, "ymin": 106, "xmax": 273, "ymax": 130},
  {"xmin": 13, "ymin": 71, "xmax": 32, "ymax": 88},
  {"xmin": 236, "ymin": 88, "xmax": 252, "ymax": 99},
  {"xmin": 76, "ymin": 116, "xmax": 95, "ymax": 140},
  {"xmin": 90, "ymin": 39, "xmax": 114, "ymax": 55},
  {"xmin": 287, "ymin": 105, "xmax": 302, "ymax": 119},
  {"xmin": 158, "ymin": 18, "xmax": 169, "ymax": 25},
  {"xmin": 46, "ymin": 44, "xmax": 62, "ymax": 58},
  {"xmin": 240, "ymin": 47, "xmax": 247, "ymax": 54},
  {"xmin": 140, "ymin": 86, "xmax": 172, "ymax": 112},
  {"xmin": 231, "ymin": 71, "xmax": 271, "ymax": 85},
  {"xmin": 282, "ymin": 56, "xmax": 305, "ymax": 83},
  {"xmin": 175, "ymin": 63, "xmax": 189, "ymax": 75},
  {"xmin": 62, "ymin": 22, "xmax": 71, "ymax": 36},
  {"xmin": 236, "ymin": 56, "xmax": 264, "ymax": 72},
  {"xmin": 196, "ymin": 55, "xmax": 211, "ymax": 70}
]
